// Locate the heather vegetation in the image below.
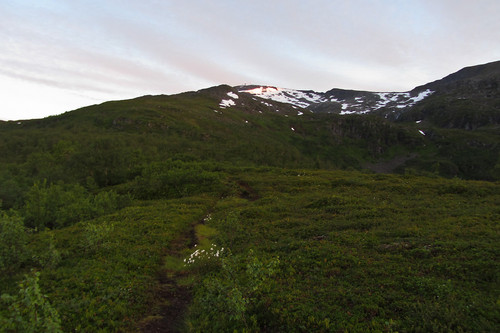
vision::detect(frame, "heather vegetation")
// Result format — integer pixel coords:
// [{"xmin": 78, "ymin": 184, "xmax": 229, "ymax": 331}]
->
[{"xmin": 0, "ymin": 85, "xmax": 498, "ymax": 332}]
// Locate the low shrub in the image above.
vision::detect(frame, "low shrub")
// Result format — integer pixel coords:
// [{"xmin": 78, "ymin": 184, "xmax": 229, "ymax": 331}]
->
[
  {"xmin": 0, "ymin": 213, "xmax": 28, "ymax": 273},
  {"xmin": 188, "ymin": 249, "xmax": 280, "ymax": 332},
  {"xmin": 0, "ymin": 271, "xmax": 62, "ymax": 333}
]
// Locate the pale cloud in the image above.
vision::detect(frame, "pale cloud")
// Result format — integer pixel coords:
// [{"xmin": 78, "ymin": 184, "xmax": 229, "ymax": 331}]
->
[{"xmin": 1, "ymin": 0, "xmax": 499, "ymax": 120}]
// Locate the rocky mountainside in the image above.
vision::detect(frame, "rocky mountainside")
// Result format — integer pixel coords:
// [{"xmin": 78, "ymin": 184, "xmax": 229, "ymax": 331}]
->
[
  {"xmin": 401, "ymin": 61, "xmax": 500, "ymax": 129},
  {"xmin": 416, "ymin": 60, "xmax": 500, "ymax": 96},
  {"xmin": 236, "ymin": 85, "xmax": 433, "ymax": 116},
  {"xmin": 236, "ymin": 60, "xmax": 500, "ymax": 129}
]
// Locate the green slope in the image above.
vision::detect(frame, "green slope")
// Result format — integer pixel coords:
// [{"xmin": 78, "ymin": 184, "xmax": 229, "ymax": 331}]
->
[
  {"xmin": 0, "ymin": 84, "xmax": 498, "ymax": 210},
  {"xmin": 0, "ymin": 83, "xmax": 499, "ymax": 332},
  {"xmin": 1, "ymin": 167, "xmax": 498, "ymax": 332}
]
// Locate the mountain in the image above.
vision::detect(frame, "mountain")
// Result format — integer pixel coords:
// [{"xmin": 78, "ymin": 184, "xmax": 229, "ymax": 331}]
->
[
  {"xmin": 236, "ymin": 60, "xmax": 500, "ymax": 129},
  {"xmin": 0, "ymin": 84, "xmax": 426, "ymax": 189},
  {"xmin": 0, "ymin": 61, "xmax": 499, "ymax": 332},
  {"xmin": 400, "ymin": 61, "xmax": 500, "ymax": 129},
  {"xmin": 0, "ymin": 61, "xmax": 498, "ymax": 203},
  {"xmin": 416, "ymin": 60, "xmax": 500, "ymax": 94},
  {"xmin": 236, "ymin": 85, "xmax": 433, "ymax": 116}
]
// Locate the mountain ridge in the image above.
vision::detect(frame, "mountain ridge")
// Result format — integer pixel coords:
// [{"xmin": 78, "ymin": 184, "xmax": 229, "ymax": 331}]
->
[
  {"xmin": 234, "ymin": 60, "xmax": 500, "ymax": 126},
  {"xmin": 2, "ymin": 60, "xmax": 499, "ymax": 127}
]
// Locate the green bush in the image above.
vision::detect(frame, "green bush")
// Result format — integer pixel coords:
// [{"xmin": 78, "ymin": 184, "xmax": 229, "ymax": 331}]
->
[
  {"xmin": 91, "ymin": 190, "xmax": 127, "ymax": 217},
  {"xmin": 23, "ymin": 180, "xmax": 90, "ymax": 230},
  {"xmin": 82, "ymin": 221, "xmax": 114, "ymax": 252},
  {"xmin": 133, "ymin": 160, "xmax": 222, "ymax": 199},
  {"xmin": 0, "ymin": 271, "xmax": 62, "ymax": 333},
  {"xmin": 0, "ymin": 171, "xmax": 25, "ymax": 209},
  {"xmin": 188, "ymin": 249, "xmax": 280, "ymax": 332},
  {"xmin": 0, "ymin": 214, "xmax": 28, "ymax": 273},
  {"xmin": 211, "ymin": 212, "xmax": 247, "ymax": 249},
  {"xmin": 31, "ymin": 233, "xmax": 61, "ymax": 270},
  {"xmin": 23, "ymin": 180, "xmax": 127, "ymax": 230}
]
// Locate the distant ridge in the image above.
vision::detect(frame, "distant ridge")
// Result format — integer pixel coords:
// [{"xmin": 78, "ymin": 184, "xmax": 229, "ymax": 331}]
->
[{"xmin": 235, "ymin": 60, "xmax": 500, "ymax": 128}]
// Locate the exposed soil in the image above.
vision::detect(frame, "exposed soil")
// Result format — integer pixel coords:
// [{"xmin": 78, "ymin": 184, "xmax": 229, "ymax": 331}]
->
[
  {"xmin": 139, "ymin": 223, "xmax": 199, "ymax": 333},
  {"xmin": 238, "ymin": 181, "xmax": 260, "ymax": 201},
  {"xmin": 363, "ymin": 153, "xmax": 417, "ymax": 174},
  {"xmin": 139, "ymin": 273, "xmax": 191, "ymax": 333}
]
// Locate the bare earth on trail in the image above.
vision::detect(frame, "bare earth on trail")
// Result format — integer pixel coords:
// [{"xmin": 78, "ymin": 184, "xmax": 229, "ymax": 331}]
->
[
  {"xmin": 364, "ymin": 153, "xmax": 417, "ymax": 174},
  {"xmin": 139, "ymin": 225, "xmax": 198, "ymax": 332},
  {"xmin": 139, "ymin": 182, "xmax": 259, "ymax": 332}
]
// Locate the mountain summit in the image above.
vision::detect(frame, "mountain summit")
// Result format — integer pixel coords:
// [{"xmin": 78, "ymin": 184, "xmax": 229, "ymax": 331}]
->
[
  {"xmin": 236, "ymin": 60, "xmax": 500, "ymax": 128},
  {"xmin": 237, "ymin": 85, "xmax": 434, "ymax": 116}
]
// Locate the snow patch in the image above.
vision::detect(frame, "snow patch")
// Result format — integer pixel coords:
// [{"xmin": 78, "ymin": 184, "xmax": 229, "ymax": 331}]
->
[
  {"xmin": 340, "ymin": 110, "xmax": 357, "ymax": 115},
  {"xmin": 374, "ymin": 90, "xmax": 432, "ymax": 110},
  {"xmin": 240, "ymin": 86, "xmax": 326, "ymax": 109},
  {"xmin": 239, "ymin": 85, "xmax": 434, "ymax": 116},
  {"xmin": 411, "ymin": 89, "xmax": 433, "ymax": 103},
  {"xmin": 219, "ymin": 99, "xmax": 235, "ymax": 108},
  {"xmin": 227, "ymin": 92, "xmax": 239, "ymax": 99},
  {"xmin": 419, "ymin": 130, "xmax": 426, "ymax": 136}
]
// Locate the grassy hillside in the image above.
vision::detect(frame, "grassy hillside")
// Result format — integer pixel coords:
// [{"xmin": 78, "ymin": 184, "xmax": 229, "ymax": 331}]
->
[
  {"xmin": 193, "ymin": 168, "xmax": 499, "ymax": 332},
  {"xmin": 1, "ymin": 165, "xmax": 498, "ymax": 332},
  {"xmin": 0, "ymin": 86, "xmax": 499, "ymax": 332},
  {"xmin": 0, "ymin": 85, "xmax": 498, "ymax": 210}
]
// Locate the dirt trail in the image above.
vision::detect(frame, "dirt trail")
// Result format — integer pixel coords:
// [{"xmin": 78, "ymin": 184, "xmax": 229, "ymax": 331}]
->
[
  {"xmin": 139, "ymin": 182, "xmax": 258, "ymax": 332},
  {"xmin": 139, "ymin": 222, "xmax": 199, "ymax": 332},
  {"xmin": 140, "ymin": 274, "xmax": 191, "ymax": 332},
  {"xmin": 363, "ymin": 153, "xmax": 417, "ymax": 174},
  {"xmin": 238, "ymin": 181, "xmax": 260, "ymax": 201}
]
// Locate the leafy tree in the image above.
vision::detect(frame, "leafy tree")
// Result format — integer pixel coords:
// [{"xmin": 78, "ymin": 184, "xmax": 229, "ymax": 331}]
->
[
  {"xmin": 91, "ymin": 190, "xmax": 123, "ymax": 217},
  {"xmin": 23, "ymin": 152, "xmax": 65, "ymax": 184}
]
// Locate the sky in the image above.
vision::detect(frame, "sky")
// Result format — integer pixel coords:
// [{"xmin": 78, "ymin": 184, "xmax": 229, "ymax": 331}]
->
[{"xmin": 1, "ymin": 0, "xmax": 499, "ymax": 121}]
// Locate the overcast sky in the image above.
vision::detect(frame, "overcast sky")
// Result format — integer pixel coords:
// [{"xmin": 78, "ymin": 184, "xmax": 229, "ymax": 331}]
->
[{"xmin": 1, "ymin": 0, "xmax": 499, "ymax": 120}]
